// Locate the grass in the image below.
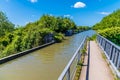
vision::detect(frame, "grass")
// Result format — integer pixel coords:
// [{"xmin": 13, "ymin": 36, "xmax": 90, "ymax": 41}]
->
[
  {"xmin": 101, "ymin": 52, "xmax": 107, "ymax": 60},
  {"xmin": 88, "ymin": 34, "xmax": 97, "ymax": 41},
  {"xmin": 115, "ymin": 76, "xmax": 120, "ymax": 80},
  {"xmin": 73, "ymin": 53, "xmax": 85, "ymax": 80},
  {"xmin": 73, "ymin": 41, "xmax": 87, "ymax": 80}
]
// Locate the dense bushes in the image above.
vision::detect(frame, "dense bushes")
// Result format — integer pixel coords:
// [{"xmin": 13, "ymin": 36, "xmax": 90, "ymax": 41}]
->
[
  {"xmin": 98, "ymin": 27, "xmax": 120, "ymax": 45},
  {"xmin": 93, "ymin": 9, "xmax": 120, "ymax": 30},
  {"xmin": 0, "ymin": 28, "xmax": 53, "ymax": 58},
  {"xmin": 0, "ymin": 12, "xmax": 78, "ymax": 58},
  {"xmin": 92, "ymin": 9, "xmax": 120, "ymax": 46},
  {"xmin": 77, "ymin": 26, "xmax": 91, "ymax": 31},
  {"xmin": 54, "ymin": 33, "xmax": 65, "ymax": 42},
  {"xmin": 0, "ymin": 11, "xmax": 91, "ymax": 58}
]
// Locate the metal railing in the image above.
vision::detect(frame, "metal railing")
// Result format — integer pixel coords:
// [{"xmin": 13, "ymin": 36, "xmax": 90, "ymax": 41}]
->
[
  {"xmin": 58, "ymin": 37, "xmax": 87, "ymax": 80},
  {"xmin": 97, "ymin": 35, "xmax": 120, "ymax": 77}
]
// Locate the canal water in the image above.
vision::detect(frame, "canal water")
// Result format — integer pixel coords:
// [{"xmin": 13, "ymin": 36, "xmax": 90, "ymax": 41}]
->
[{"xmin": 0, "ymin": 30, "xmax": 95, "ymax": 80}]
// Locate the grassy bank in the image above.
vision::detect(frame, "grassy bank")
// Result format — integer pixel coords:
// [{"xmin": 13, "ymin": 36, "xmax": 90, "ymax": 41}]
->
[{"xmin": 74, "ymin": 40, "xmax": 87, "ymax": 80}]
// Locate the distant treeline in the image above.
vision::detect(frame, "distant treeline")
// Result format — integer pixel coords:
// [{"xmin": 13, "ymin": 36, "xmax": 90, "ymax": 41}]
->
[
  {"xmin": 92, "ymin": 9, "xmax": 120, "ymax": 46},
  {"xmin": 0, "ymin": 11, "xmax": 90, "ymax": 58}
]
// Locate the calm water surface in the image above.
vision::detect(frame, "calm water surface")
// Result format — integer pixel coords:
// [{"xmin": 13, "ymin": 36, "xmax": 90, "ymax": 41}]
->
[{"xmin": 0, "ymin": 30, "xmax": 95, "ymax": 80}]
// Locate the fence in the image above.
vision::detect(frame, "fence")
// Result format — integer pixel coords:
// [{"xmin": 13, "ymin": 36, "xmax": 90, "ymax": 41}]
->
[
  {"xmin": 97, "ymin": 35, "xmax": 120, "ymax": 77},
  {"xmin": 58, "ymin": 37, "xmax": 87, "ymax": 80}
]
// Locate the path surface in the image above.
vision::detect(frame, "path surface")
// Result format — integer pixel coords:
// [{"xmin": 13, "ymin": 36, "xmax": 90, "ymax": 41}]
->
[{"xmin": 79, "ymin": 41, "xmax": 114, "ymax": 80}]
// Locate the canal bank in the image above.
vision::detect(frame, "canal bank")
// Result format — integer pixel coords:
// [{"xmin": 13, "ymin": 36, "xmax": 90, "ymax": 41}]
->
[{"xmin": 0, "ymin": 41, "xmax": 55, "ymax": 64}]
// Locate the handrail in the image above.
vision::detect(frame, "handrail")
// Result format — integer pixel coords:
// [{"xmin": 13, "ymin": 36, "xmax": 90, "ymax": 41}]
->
[
  {"xmin": 97, "ymin": 34, "xmax": 120, "ymax": 78},
  {"xmin": 97, "ymin": 34, "xmax": 120, "ymax": 50},
  {"xmin": 58, "ymin": 37, "xmax": 87, "ymax": 80}
]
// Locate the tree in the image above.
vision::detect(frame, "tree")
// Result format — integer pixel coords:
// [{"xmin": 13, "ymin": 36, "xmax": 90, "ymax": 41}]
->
[
  {"xmin": 0, "ymin": 11, "xmax": 14, "ymax": 37},
  {"xmin": 0, "ymin": 14, "xmax": 78, "ymax": 58}
]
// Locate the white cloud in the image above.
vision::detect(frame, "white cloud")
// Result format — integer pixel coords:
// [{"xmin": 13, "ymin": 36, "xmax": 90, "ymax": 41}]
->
[
  {"xmin": 72, "ymin": 2, "xmax": 86, "ymax": 8},
  {"xmin": 64, "ymin": 14, "xmax": 73, "ymax": 19},
  {"xmin": 29, "ymin": 0, "xmax": 38, "ymax": 3},
  {"xmin": 98, "ymin": 12, "xmax": 111, "ymax": 15}
]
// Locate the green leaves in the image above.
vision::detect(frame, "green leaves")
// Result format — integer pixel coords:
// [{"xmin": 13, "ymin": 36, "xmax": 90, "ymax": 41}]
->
[
  {"xmin": 0, "ymin": 13, "xmax": 77, "ymax": 58},
  {"xmin": 93, "ymin": 9, "xmax": 120, "ymax": 30},
  {"xmin": 98, "ymin": 27, "xmax": 120, "ymax": 46},
  {"xmin": 38, "ymin": 15, "xmax": 77, "ymax": 33},
  {"xmin": 77, "ymin": 26, "xmax": 90, "ymax": 31},
  {"xmin": 0, "ymin": 11, "xmax": 14, "ymax": 37},
  {"xmin": 92, "ymin": 9, "xmax": 120, "ymax": 46},
  {"xmin": 54, "ymin": 33, "xmax": 65, "ymax": 42}
]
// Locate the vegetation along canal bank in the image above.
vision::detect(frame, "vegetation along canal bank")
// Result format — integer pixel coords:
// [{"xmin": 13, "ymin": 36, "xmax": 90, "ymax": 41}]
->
[{"xmin": 0, "ymin": 11, "xmax": 90, "ymax": 60}]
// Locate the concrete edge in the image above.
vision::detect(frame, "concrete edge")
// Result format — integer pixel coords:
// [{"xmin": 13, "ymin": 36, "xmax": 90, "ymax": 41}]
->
[{"xmin": 0, "ymin": 41, "xmax": 55, "ymax": 64}]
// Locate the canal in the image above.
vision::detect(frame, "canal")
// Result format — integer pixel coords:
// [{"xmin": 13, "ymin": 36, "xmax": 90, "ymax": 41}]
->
[{"xmin": 0, "ymin": 30, "xmax": 95, "ymax": 80}]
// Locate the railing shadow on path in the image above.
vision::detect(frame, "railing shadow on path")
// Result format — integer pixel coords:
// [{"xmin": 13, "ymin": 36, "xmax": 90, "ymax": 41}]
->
[{"xmin": 97, "ymin": 34, "xmax": 120, "ymax": 78}]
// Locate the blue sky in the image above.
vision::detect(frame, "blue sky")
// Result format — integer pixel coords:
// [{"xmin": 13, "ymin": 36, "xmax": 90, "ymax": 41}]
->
[{"xmin": 0, "ymin": 0, "xmax": 120, "ymax": 26}]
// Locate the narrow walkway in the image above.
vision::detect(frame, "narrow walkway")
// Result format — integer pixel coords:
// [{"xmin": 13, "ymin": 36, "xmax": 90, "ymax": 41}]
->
[{"xmin": 79, "ymin": 41, "xmax": 114, "ymax": 80}]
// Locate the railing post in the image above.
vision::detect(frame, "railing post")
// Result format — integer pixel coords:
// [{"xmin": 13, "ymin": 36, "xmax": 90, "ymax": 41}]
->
[
  {"xmin": 117, "ymin": 53, "xmax": 120, "ymax": 69},
  {"xmin": 113, "ymin": 51, "xmax": 117, "ymax": 66},
  {"xmin": 100, "ymin": 38, "xmax": 103, "ymax": 46},
  {"xmin": 114, "ymin": 50, "xmax": 119, "ymax": 67},
  {"xmin": 111, "ymin": 47, "xmax": 116, "ymax": 63},
  {"xmin": 66, "ymin": 68, "xmax": 70, "ymax": 80},
  {"xmin": 104, "ymin": 40, "xmax": 107, "ymax": 51},
  {"xmin": 109, "ymin": 45, "xmax": 113, "ymax": 60},
  {"xmin": 103, "ymin": 39, "xmax": 105, "ymax": 49}
]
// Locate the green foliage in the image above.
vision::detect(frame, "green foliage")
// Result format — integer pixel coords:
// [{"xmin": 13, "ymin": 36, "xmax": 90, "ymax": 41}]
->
[
  {"xmin": 0, "ymin": 36, "xmax": 21, "ymax": 58},
  {"xmin": 77, "ymin": 26, "xmax": 90, "ymax": 32},
  {"xmin": 39, "ymin": 15, "xmax": 77, "ymax": 33},
  {"xmin": 92, "ymin": 9, "xmax": 120, "ymax": 46},
  {"xmin": 98, "ymin": 27, "xmax": 120, "ymax": 46},
  {"xmin": 0, "ymin": 12, "xmax": 89, "ymax": 58},
  {"xmin": 54, "ymin": 33, "xmax": 65, "ymax": 42},
  {"xmin": 0, "ymin": 11, "xmax": 14, "ymax": 37},
  {"xmin": 81, "ymin": 48, "xmax": 86, "ymax": 55},
  {"xmin": 88, "ymin": 34, "xmax": 97, "ymax": 41},
  {"xmin": 115, "ymin": 76, "xmax": 120, "ymax": 80},
  {"xmin": 93, "ymin": 9, "xmax": 120, "ymax": 30},
  {"xmin": 0, "ymin": 13, "xmax": 78, "ymax": 58}
]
